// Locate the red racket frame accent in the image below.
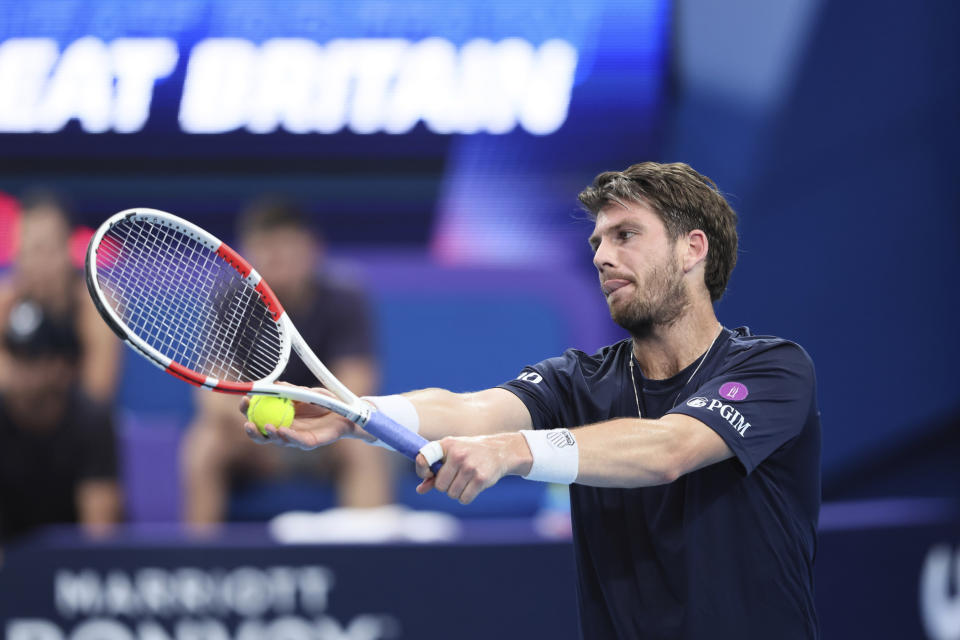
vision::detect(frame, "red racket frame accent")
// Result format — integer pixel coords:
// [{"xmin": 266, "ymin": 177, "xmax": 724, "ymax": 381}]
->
[
  {"xmin": 216, "ymin": 242, "xmax": 252, "ymax": 277},
  {"xmin": 165, "ymin": 361, "xmax": 254, "ymax": 393},
  {"xmin": 217, "ymin": 240, "xmax": 284, "ymax": 322},
  {"xmin": 255, "ymin": 281, "xmax": 283, "ymax": 321},
  {"xmin": 215, "ymin": 380, "xmax": 255, "ymax": 394},
  {"xmin": 166, "ymin": 361, "xmax": 205, "ymax": 387}
]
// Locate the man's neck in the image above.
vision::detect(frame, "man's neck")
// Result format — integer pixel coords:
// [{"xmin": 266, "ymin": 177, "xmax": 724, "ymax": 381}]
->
[{"xmin": 631, "ymin": 306, "xmax": 722, "ymax": 380}]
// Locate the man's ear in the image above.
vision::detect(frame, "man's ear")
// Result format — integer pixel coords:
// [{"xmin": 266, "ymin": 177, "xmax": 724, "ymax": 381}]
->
[{"xmin": 682, "ymin": 230, "xmax": 709, "ymax": 273}]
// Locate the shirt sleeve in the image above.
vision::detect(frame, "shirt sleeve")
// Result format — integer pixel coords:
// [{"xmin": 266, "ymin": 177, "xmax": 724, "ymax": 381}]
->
[
  {"xmin": 497, "ymin": 350, "xmax": 580, "ymax": 430},
  {"xmin": 668, "ymin": 342, "xmax": 816, "ymax": 475}
]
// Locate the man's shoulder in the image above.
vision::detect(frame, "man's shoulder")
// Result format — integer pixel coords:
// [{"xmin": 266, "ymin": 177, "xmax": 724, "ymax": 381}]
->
[
  {"xmin": 534, "ymin": 339, "xmax": 631, "ymax": 377},
  {"xmin": 502, "ymin": 339, "xmax": 631, "ymax": 421},
  {"xmin": 313, "ymin": 272, "xmax": 367, "ymax": 299},
  {"xmin": 302, "ymin": 273, "xmax": 371, "ymax": 320},
  {"xmin": 725, "ymin": 327, "xmax": 815, "ymax": 373},
  {"xmin": 558, "ymin": 339, "xmax": 631, "ymax": 367}
]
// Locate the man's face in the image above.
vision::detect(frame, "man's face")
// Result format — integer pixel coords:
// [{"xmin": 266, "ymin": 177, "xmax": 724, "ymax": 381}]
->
[
  {"xmin": 589, "ymin": 201, "xmax": 688, "ymax": 336},
  {"xmin": 242, "ymin": 227, "xmax": 318, "ymax": 300}
]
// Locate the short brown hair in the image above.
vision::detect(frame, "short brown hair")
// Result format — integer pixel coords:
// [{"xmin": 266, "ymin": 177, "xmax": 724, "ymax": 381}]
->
[
  {"xmin": 237, "ymin": 195, "xmax": 317, "ymax": 240},
  {"xmin": 578, "ymin": 162, "xmax": 738, "ymax": 302}
]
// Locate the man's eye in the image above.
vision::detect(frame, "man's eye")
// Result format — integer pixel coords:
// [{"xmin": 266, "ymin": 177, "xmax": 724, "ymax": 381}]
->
[{"xmin": 618, "ymin": 231, "xmax": 636, "ymax": 241}]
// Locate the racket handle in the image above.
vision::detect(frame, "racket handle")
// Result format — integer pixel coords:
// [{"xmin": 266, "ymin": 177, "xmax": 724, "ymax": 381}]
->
[{"xmin": 363, "ymin": 411, "xmax": 443, "ymax": 474}]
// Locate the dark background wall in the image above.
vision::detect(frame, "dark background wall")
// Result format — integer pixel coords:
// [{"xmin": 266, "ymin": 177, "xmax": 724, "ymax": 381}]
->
[{"xmin": 667, "ymin": 0, "xmax": 960, "ymax": 488}]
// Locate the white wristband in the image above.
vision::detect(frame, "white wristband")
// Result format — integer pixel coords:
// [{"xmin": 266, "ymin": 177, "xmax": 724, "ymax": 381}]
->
[
  {"xmin": 361, "ymin": 394, "xmax": 420, "ymax": 450},
  {"xmin": 519, "ymin": 428, "xmax": 579, "ymax": 484}
]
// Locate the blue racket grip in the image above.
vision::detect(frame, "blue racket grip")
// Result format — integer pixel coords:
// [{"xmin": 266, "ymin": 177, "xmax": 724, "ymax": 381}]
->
[{"xmin": 364, "ymin": 410, "xmax": 443, "ymax": 474}]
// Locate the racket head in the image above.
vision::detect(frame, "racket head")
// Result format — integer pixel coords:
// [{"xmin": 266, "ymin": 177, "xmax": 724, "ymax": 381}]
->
[{"xmin": 85, "ymin": 208, "xmax": 292, "ymax": 393}]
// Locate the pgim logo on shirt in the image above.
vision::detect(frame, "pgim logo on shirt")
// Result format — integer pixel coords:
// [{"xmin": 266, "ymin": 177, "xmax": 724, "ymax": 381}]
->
[{"xmin": 686, "ymin": 397, "xmax": 753, "ymax": 436}]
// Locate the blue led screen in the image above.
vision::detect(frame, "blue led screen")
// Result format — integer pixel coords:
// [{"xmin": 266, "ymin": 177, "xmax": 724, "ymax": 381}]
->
[{"xmin": 0, "ymin": 0, "xmax": 671, "ymax": 253}]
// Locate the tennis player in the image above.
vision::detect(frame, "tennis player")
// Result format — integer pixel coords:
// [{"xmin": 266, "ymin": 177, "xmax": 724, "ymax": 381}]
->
[{"xmin": 245, "ymin": 162, "xmax": 821, "ymax": 639}]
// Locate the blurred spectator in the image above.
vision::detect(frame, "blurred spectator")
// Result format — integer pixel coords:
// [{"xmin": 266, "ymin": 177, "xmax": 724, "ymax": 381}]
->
[
  {"xmin": 0, "ymin": 300, "xmax": 122, "ymax": 546},
  {"xmin": 180, "ymin": 197, "xmax": 392, "ymax": 525},
  {"xmin": 0, "ymin": 191, "xmax": 122, "ymax": 403}
]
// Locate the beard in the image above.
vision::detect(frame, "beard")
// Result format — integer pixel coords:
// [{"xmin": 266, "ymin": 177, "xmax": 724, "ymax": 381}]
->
[{"xmin": 609, "ymin": 259, "xmax": 689, "ymax": 338}]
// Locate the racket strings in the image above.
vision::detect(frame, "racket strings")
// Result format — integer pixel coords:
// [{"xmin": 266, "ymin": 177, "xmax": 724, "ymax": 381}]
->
[
  {"xmin": 117, "ymin": 221, "xmax": 282, "ymax": 381},
  {"xmin": 95, "ymin": 218, "xmax": 284, "ymax": 382},
  {"xmin": 101, "ymin": 221, "xmax": 227, "ymax": 373},
  {"xmin": 124, "ymin": 223, "xmax": 223, "ymax": 370}
]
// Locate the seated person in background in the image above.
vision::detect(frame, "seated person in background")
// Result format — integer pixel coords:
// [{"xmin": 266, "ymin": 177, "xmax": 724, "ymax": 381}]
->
[
  {"xmin": 0, "ymin": 300, "xmax": 122, "ymax": 546},
  {"xmin": 0, "ymin": 190, "xmax": 122, "ymax": 403},
  {"xmin": 180, "ymin": 197, "xmax": 392, "ymax": 525}
]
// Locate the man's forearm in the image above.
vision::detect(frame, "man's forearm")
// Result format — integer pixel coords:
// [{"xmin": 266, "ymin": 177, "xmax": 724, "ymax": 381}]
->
[
  {"xmin": 573, "ymin": 414, "xmax": 733, "ymax": 488},
  {"xmin": 370, "ymin": 387, "xmax": 532, "ymax": 441}
]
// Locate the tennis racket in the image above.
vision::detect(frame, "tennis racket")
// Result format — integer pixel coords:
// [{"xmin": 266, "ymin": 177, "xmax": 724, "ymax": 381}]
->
[{"xmin": 85, "ymin": 208, "xmax": 440, "ymax": 472}]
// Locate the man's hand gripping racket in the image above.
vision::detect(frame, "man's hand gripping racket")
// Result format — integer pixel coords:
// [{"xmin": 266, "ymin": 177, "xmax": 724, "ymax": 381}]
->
[{"xmin": 84, "ymin": 208, "xmax": 443, "ymax": 473}]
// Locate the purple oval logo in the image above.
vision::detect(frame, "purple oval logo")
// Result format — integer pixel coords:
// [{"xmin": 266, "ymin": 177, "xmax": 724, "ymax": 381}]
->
[{"xmin": 718, "ymin": 382, "xmax": 749, "ymax": 401}]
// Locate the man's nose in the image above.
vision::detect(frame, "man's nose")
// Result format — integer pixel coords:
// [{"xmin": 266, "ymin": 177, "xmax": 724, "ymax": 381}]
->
[{"xmin": 593, "ymin": 238, "xmax": 615, "ymax": 272}]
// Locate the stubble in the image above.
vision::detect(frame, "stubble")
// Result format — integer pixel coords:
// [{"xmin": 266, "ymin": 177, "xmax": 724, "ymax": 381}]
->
[{"xmin": 609, "ymin": 259, "xmax": 689, "ymax": 339}]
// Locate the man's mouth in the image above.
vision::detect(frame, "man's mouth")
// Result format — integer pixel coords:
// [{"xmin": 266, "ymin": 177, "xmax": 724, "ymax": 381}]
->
[{"xmin": 602, "ymin": 279, "xmax": 632, "ymax": 296}]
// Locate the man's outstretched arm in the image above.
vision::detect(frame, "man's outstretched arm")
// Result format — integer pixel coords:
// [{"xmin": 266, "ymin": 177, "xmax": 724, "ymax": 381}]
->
[
  {"xmin": 567, "ymin": 414, "xmax": 733, "ymax": 486},
  {"xmin": 242, "ymin": 386, "xmax": 532, "ymax": 448},
  {"xmin": 414, "ymin": 413, "xmax": 733, "ymax": 503},
  {"xmin": 242, "ymin": 386, "xmax": 732, "ymax": 505}
]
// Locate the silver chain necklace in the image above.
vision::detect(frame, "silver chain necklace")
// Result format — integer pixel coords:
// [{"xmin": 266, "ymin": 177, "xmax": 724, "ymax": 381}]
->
[{"xmin": 627, "ymin": 324, "xmax": 724, "ymax": 418}]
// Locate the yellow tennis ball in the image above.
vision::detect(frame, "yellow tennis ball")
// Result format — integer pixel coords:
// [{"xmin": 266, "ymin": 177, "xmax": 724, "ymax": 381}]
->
[{"xmin": 247, "ymin": 395, "xmax": 295, "ymax": 435}]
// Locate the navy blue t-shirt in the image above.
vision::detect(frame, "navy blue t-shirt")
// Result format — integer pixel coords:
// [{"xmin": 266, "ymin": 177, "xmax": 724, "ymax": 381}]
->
[{"xmin": 499, "ymin": 327, "xmax": 821, "ymax": 640}]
